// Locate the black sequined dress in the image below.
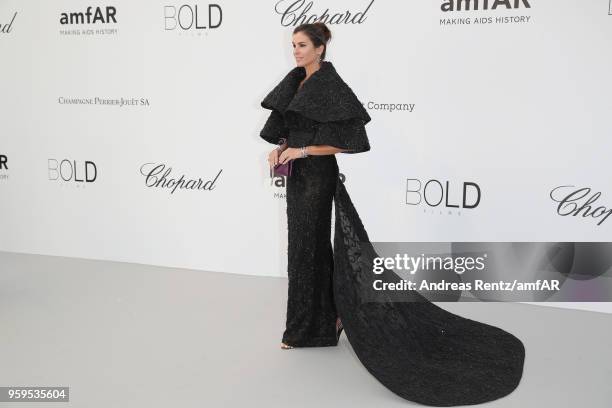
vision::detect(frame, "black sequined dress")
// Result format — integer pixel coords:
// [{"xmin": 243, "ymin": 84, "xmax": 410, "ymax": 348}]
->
[{"xmin": 259, "ymin": 60, "xmax": 525, "ymax": 406}]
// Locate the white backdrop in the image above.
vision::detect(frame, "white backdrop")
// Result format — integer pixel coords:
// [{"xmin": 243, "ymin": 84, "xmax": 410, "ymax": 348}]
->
[{"xmin": 1, "ymin": 0, "xmax": 611, "ymax": 302}]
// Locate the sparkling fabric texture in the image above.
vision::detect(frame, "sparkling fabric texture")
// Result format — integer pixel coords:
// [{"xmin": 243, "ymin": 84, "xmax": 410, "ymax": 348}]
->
[{"xmin": 259, "ymin": 61, "xmax": 525, "ymax": 406}]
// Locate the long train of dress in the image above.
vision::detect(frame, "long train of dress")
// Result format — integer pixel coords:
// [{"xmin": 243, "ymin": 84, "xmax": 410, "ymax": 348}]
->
[{"xmin": 332, "ymin": 177, "xmax": 525, "ymax": 406}]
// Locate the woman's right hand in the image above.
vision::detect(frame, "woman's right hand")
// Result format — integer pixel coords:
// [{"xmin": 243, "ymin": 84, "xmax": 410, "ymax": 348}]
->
[
  {"xmin": 268, "ymin": 147, "xmax": 281, "ymax": 168},
  {"xmin": 268, "ymin": 140, "xmax": 287, "ymax": 168}
]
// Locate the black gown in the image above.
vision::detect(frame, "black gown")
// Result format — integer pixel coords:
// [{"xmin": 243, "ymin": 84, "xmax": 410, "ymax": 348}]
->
[{"xmin": 260, "ymin": 60, "xmax": 525, "ymax": 406}]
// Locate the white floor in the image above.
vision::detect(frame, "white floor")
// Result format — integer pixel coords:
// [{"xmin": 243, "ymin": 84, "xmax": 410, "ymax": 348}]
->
[{"xmin": 1, "ymin": 251, "xmax": 611, "ymax": 407}]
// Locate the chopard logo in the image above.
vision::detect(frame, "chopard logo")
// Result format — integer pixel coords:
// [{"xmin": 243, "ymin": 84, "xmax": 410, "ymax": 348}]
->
[
  {"xmin": 550, "ymin": 185, "xmax": 612, "ymax": 227},
  {"xmin": 0, "ymin": 11, "xmax": 17, "ymax": 34},
  {"xmin": 139, "ymin": 163, "xmax": 222, "ymax": 194},
  {"xmin": 275, "ymin": 0, "xmax": 374, "ymax": 26}
]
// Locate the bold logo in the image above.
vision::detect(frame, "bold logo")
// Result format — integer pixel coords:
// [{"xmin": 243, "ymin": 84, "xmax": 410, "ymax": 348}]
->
[
  {"xmin": 164, "ymin": 4, "xmax": 223, "ymax": 31},
  {"xmin": 60, "ymin": 7, "xmax": 117, "ymax": 25},
  {"xmin": 274, "ymin": 0, "xmax": 374, "ymax": 26},
  {"xmin": 406, "ymin": 178, "xmax": 481, "ymax": 210},
  {"xmin": 0, "ymin": 11, "xmax": 17, "ymax": 34},
  {"xmin": 139, "ymin": 163, "xmax": 222, "ymax": 194},
  {"xmin": 550, "ymin": 185, "xmax": 612, "ymax": 227},
  {"xmin": 48, "ymin": 159, "xmax": 98, "ymax": 183},
  {"xmin": 441, "ymin": 0, "xmax": 531, "ymax": 12}
]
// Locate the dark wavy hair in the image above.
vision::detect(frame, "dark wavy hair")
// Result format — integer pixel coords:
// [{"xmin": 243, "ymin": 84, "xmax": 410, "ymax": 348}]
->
[{"xmin": 293, "ymin": 22, "xmax": 332, "ymax": 60}]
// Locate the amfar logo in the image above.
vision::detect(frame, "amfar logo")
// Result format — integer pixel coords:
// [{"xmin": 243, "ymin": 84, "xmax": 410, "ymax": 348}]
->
[
  {"xmin": 48, "ymin": 159, "xmax": 98, "ymax": 183},
  {"xmin": 0, "ymin": 154, "xmax": 8, "ymax": 181},
  {"xmin": 406, "ymin": 178, "xmax": 481, "ymax": 211},
  {"xmin": 60, "ymin": 6, "xmax": 117, "ymax": 24},
  {"xmin": 0, "ymin": 11, "xmax": 17, "ymax": 34},
  {"xmin": 441, "ymin": 0, "xmax": 531, "ymax": 12},
  {"xmin": 269, "ymin": 172, "xmax": 346, "ymax": 199},
  {"xmin": 139, "ymin": 163, "xmax": 222, "ymax": 194},
  {"xmin": 164, "ymin": 4, "xmax": 222, "ymax": 32},
  {"xmin": 275, "ymin": 0, "xmax": 374, "ymax": 27},
  {"xmin": 550, "ymin": 185, "xmax": 611, "ymax": 227}
]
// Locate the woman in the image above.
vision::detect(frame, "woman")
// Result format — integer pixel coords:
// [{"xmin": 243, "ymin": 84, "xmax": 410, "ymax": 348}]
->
[{"xmin": 259, "ymin": 22, "xmax": 525, "ymax": 407}]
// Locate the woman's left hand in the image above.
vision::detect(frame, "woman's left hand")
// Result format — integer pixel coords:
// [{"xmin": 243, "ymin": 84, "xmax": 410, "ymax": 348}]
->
[{"xmin": 278, "ymin": 147, "xmax": 306, "ymax": 164}]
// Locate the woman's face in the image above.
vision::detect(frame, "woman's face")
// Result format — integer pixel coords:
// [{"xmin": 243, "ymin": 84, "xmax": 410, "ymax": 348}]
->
[{"xmin": 292, "ymin": 31, "xmax": 324, "ymax": 67}]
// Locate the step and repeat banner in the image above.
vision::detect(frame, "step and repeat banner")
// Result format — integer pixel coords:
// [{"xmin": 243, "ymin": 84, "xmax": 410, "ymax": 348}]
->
[{"xmin": 1, "ymin": 1, "xmax": 611, "ymax": 291}]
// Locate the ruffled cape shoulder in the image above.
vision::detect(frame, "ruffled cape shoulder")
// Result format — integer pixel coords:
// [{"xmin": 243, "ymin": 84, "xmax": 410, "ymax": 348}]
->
[{"xmin": 259, "ymin": 61, "xmax": 371, "ymax": 154}]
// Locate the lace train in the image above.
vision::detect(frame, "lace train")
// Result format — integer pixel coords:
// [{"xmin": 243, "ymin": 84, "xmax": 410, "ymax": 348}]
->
[{"xmin": 332, "ymin": 178, "xmax": 525, "ymax": 406}]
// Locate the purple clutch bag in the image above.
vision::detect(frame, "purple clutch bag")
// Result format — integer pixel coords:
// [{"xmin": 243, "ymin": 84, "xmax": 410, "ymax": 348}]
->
[{"xmin": 271, "ymin": 160, "xmax": 293, "ymax": 177}]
